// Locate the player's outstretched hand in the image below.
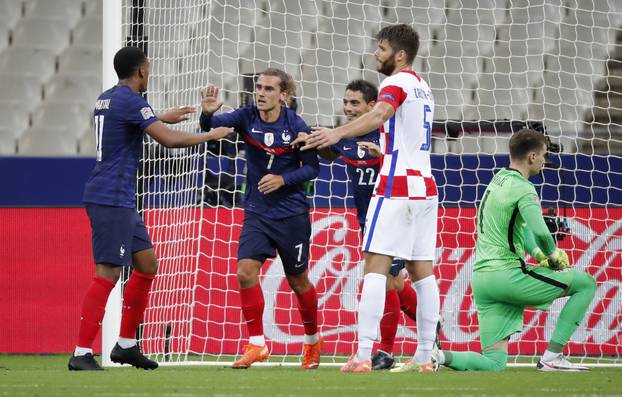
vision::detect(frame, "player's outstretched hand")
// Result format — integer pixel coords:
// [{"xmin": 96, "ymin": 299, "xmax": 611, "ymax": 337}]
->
[
  {"xmin": 206, "ymin": 127, "xmax": 234, "ymax": 141},
  {"xmin": 159, "ymin": 106, "xmax": 196, "ymax": 124},
  {"xmin": 546, "ymin": 248, "xmax": 570, "ymax": 271},
  {"xmin": 357, "ymin": 141, "xmax": 382, "ymax": 158},
  {"xmin": 258, "ymin": 174, "xmax": 285, "ymax": 194},
  {"xmin": 200, "ymin": 85, "xmax": 224, "ymax": 115},
  {"xmin": 300, "ymin": 127, "xmax": 341, "ymax": 151},
  {"xmin": 290, "ymin": 132, "xmax": 309, "ymax": 148}
]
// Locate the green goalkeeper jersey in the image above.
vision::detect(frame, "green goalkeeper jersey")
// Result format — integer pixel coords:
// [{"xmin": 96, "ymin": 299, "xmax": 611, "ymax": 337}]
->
[{"xmin": 474, "ymin": 168, "xmax": 557, "ymax": 272}]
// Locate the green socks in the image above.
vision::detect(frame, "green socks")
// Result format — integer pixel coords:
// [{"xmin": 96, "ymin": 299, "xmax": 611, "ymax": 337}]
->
[
  {"xmin": 550, "ymin": 271, "xmax": 596, "ymax": 347},
  {"xmin": 444, "ymin": 349, "xmax": 507, "ymax": 372}
]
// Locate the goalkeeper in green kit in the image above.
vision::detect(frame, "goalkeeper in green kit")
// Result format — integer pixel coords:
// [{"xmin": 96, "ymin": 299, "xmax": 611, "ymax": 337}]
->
[{"xmin": 434, "ymin": 129, "xmax": 596, "ymax": 372}]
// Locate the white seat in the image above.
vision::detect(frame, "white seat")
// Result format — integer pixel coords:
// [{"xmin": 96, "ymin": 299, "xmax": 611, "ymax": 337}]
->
[
  {"xmin": 0, "ymin": 125, "xmax": 18, "ymax": 154},
  {"xmin": 72, "ymin": 16, "xmax": 103, "ymax": 49},
  {"xmin": 0, "ymin": 0, "xmax": 24, "ymax": 29},
  {"xmin": 18, "ymin": 126, "xmax": 78, "ymax": 155},
  {"xmin": 527, "ymin": 71, "xmax": 582, "ymax": 136},
  {"xmin": 84, "ymin": 0, "xmax": 102, "ymax": 18},
  {"xmin": 425, "ymin": 42, "xmax": 478, "ymax": 120},
  {"xmin": 0, "ymin": 19, "xmax": 9, "ymax": 52},
  {"xmin": 383, "ymin": 0, "xmax": 446, "ymax": 26},
  {"xmin": 31, "ymin": 102, "xmax": 90, "ymax": 137},
  {"xmin": 78, "ymin": 127, "xmax": 95, "ymax": 156},
  {"xmin": 24, "ymin": 0, "xmax": 82, "ymax": 27},
  {"xmin": 0, "ymin": 47, "xmax": 56, "ymax": 84},
  {"xmin": 44, "ymin": 74, "xmax": 100, "ymax": 105},
  {"xmin": 250, "ymin": 27, "xmax": 303, "ymax": 68},
  {"xmin": 58, "ymin": 47, "xmax": 101, "ymax": 77},
  {"xmin": 12, "ymin": 17, "xmax": 71, "ymax": 53},
  {"xmin": 0, "ymin": 101, "xmax": 31, "ymax": 137},
  {"xmin": 0, "ymin": 73, "xmax": 43, "ymax": 111}
]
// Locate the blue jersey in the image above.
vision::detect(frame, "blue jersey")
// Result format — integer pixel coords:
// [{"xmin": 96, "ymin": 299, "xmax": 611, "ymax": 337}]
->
[
  {"xmin": 330, "ymin": 130, "xmax": 381, "ymax": 227},
  {"xmin": 83, "ymin": 85, "xmax": 159, "ymax": 208},
  {"xmin": 200, "ymin": 107, "xmax": 319, "ymax": 219}
]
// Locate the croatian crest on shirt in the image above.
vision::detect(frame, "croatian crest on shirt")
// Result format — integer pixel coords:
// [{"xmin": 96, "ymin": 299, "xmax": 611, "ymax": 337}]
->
[{"xmin": 264, "ymin": 132, "xmax": 274, "ymax": 147}]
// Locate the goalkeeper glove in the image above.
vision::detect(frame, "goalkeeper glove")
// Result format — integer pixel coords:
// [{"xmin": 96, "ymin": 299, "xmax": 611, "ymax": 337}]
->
[
  {"xmin": 545, "ymin": 248, "xmax": 570, "ymax": 271},
  {"xmin": 532, "ymin": 248, "xmax": 549, "ymax": 267}
]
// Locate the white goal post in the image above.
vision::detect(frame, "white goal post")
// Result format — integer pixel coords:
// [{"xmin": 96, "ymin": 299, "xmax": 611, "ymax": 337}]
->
[{"xmin": 101, "ymin": 0, "xmax": 622, "ymax": 367}]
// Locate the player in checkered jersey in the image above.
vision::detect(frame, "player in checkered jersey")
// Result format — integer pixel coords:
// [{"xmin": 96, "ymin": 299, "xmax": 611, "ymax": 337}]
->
[
  {"xmin": 294, "ymin": 79, "xmax": 425, "ymax": 370},
  {"xmin": 301, "ymin": 24, "xmax": 441, "ymax": 373}
]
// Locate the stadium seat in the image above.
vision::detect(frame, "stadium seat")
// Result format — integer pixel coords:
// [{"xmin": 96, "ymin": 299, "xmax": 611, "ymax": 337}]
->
[
  {"xmin": 0, "ymin": 47, "xmax": 56, "ymax": 84},
  {"xmin": 250, "ymin": 27, "xmax": 303, "ymax": 71},
  {"xmin": 383, "ymin": 0, "xmax": 446, "ymax": 27},
  {"xmin": 30, "ymin": 102, "xmax": 90, "ymax": 137},
  {"xmin": 72, "ymin": 16, "xmax": 103, "ymax": 50},
  {"xmin": 0, "ymin": 100, "xmax": 31, "ymax": 137},
  {"xmin": 0, "ymin": 0, "xmax": 24, "ymax": 29},
  {"xmin": 318, "ymin": 2, "xmax": 368, "ymax": 53},
  {"xmin": 24, "ymin": 0, "xmax": 82, "ymax": 27},
  {"xmin": 0, "ymin": 129, "xmax": 18, "ymax": 154},
  {"xmin": 78, "ymin": 127, "xmax": 95, "ymax": 156},
  {"xmin": 0, "ymin": 73, "xmax": 43, "ymax": 111},
  {"xmin": 0, "ymin": 20, "xmax": 9, "ymax": 52},
  {"xmin": 12, "ymin": 17, "xmax": 71, "ymax": 54},
  {"xmin": 18, "ymin": 126, "xmax": 78, "ymax": 156},
  {"xmin": 57, "ymin": 47, "xmax": 101, "ymax": 77},
  {"xmin": 425, "ymin": 42, "xmax": 478, "ymax": 120},
  {"xmin": 44, "ymin": 74, "xmax": 100, "ymax": 105},
  {"xmin": 84, "ymin": 0, "xmax": 102, "ymax": 18}
]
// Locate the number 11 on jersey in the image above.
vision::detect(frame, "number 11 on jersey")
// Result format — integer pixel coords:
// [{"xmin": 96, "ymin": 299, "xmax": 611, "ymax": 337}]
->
[{"xmin": 94, "ymin": 115, "xmax": 104, "ymax": 161}]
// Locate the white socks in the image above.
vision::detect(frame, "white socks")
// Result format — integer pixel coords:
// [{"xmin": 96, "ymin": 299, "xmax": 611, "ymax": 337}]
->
[
  {"xmin": 413, "ymin": 275, "xmax": 440, "ymax": 364},
  {"xmin": 74, "ymin": 346, "xmax": 93, "ymax": 357},
  {"xmin": 249, "ymin": 335, "xmax": 266, "ymax": 347},
  {"xmin": 118, "ymin": 337, "xmax": 137, "ymax": 349},
  {"xmin": 541, "ymin": 349, "xmax": 561, "ymax": 362},
  {"xmin": 356, "ymin": 273, "xmax": 387, "ymax": 362},
  {"xmin": 304, "ymin": 333, "xmax": 319, "ymax": 345}
]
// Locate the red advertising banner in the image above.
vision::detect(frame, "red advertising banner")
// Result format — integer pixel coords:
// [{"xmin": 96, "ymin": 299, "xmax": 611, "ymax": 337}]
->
[
  {"xmin": 142, "ymin": 207, "xmax": 622, "ymax": 357},
  {"xmin": 1, "ymin": 207, "xmax": 621, "ymax": 357}
]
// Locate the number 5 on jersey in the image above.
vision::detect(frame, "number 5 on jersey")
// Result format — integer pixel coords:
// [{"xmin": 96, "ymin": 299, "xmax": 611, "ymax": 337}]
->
[
  {"xmin": 94, "ymin": 115, "xmax": 105, "ymax": 161},
  {"xmin": 420, "ymin": 104, "xmax": 432, "ymax": 151}
]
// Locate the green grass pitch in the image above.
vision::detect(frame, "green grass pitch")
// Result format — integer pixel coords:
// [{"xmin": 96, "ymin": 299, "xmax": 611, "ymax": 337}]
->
[{"xmin": 1, "ymin": 355, "xmax": 620, "ymax": 396}]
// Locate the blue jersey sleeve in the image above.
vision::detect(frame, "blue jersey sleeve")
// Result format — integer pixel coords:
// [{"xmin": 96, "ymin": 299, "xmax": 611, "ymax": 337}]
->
[
  {"xmin": 126, "ymin": 95, "xmax": 159, "ymax": 131},
  {"xmin": 200, "ymin": 108, "xmax": 248, "ymax": 132},
  {"xmin": 281, "ymin": 117, "xmax": 319, "ymax": 185},
  {"xmin": 281, "ymin": 146, "xmax": 320, "ymax": 185}
]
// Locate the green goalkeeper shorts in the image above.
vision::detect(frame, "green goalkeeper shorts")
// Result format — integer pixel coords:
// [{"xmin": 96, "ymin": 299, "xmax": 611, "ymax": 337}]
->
[{"xmin": 472, "ymin": 265, "xmax": 581, "ymax": 350}]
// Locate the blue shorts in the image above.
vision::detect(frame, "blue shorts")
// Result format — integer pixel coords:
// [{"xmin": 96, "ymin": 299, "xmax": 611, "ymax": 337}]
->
[
  {"xmin": 238, "ymin": 211, "xmax": 310, "ymax": 275},
  {"xmin": 85, "ymin": 204, "xmax": 153, "ymax": 267},
  {"xmin": 359, "ymin": 225, "xmax": 405, "ymax": 277}
]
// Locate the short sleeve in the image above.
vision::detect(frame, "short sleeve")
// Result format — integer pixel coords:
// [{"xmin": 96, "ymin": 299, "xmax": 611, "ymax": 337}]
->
[
  {"xmin": 126, "ymin": 95, "xmax": 159, "ymax": 131},
  {"xmin": 377, "ymin": 85, "xmax": 407, "ymax": 111}
]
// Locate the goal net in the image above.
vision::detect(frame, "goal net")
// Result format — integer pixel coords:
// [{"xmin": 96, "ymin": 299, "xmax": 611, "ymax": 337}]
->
[{"xmin": 113, "ymin": 0, "xmax": 622, "ymax": 366}]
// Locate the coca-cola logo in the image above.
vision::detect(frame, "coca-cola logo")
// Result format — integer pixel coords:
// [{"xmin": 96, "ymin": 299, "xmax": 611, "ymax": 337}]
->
[{"xmin": 259, "ymin": 208, "xmax": 622, "ymax": 354}]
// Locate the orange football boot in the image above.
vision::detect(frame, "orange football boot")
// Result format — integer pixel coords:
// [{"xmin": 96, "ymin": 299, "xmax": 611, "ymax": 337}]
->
[
  {"xmin": 340, "ymin": 354, "xmax": 372, "ymax": 373},
  {"xmin": 301, "ymin": 336, "xmax": 323, "ymax": 369},
  {"xmin": 231, "ymin": 344, "xmax": 269, "ymax": 369}
]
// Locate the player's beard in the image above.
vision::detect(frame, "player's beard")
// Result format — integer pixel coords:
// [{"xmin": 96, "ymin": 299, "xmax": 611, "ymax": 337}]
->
[{"xmin": 377, "ymin": 55, "xmax": 397, "ymax": 76}]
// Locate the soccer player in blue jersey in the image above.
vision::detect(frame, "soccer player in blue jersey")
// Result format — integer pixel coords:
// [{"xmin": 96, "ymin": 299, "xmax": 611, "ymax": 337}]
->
[
  {"xmin": 199, "ymin": 68, "xmax": 322, "ymax": 369},
  {"xmin": 68, "ymin": 47, "xmax": 232, "ymax": 371},
  {"xmin": 295, "ymin": 80, "xmax": 421, "ymax": 369}
]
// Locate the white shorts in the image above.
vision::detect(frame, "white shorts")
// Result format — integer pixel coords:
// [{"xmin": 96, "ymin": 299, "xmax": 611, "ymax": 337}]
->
[{"xmin": 362, "ymin": 196, "xmax": 438, "ymax": 261}]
